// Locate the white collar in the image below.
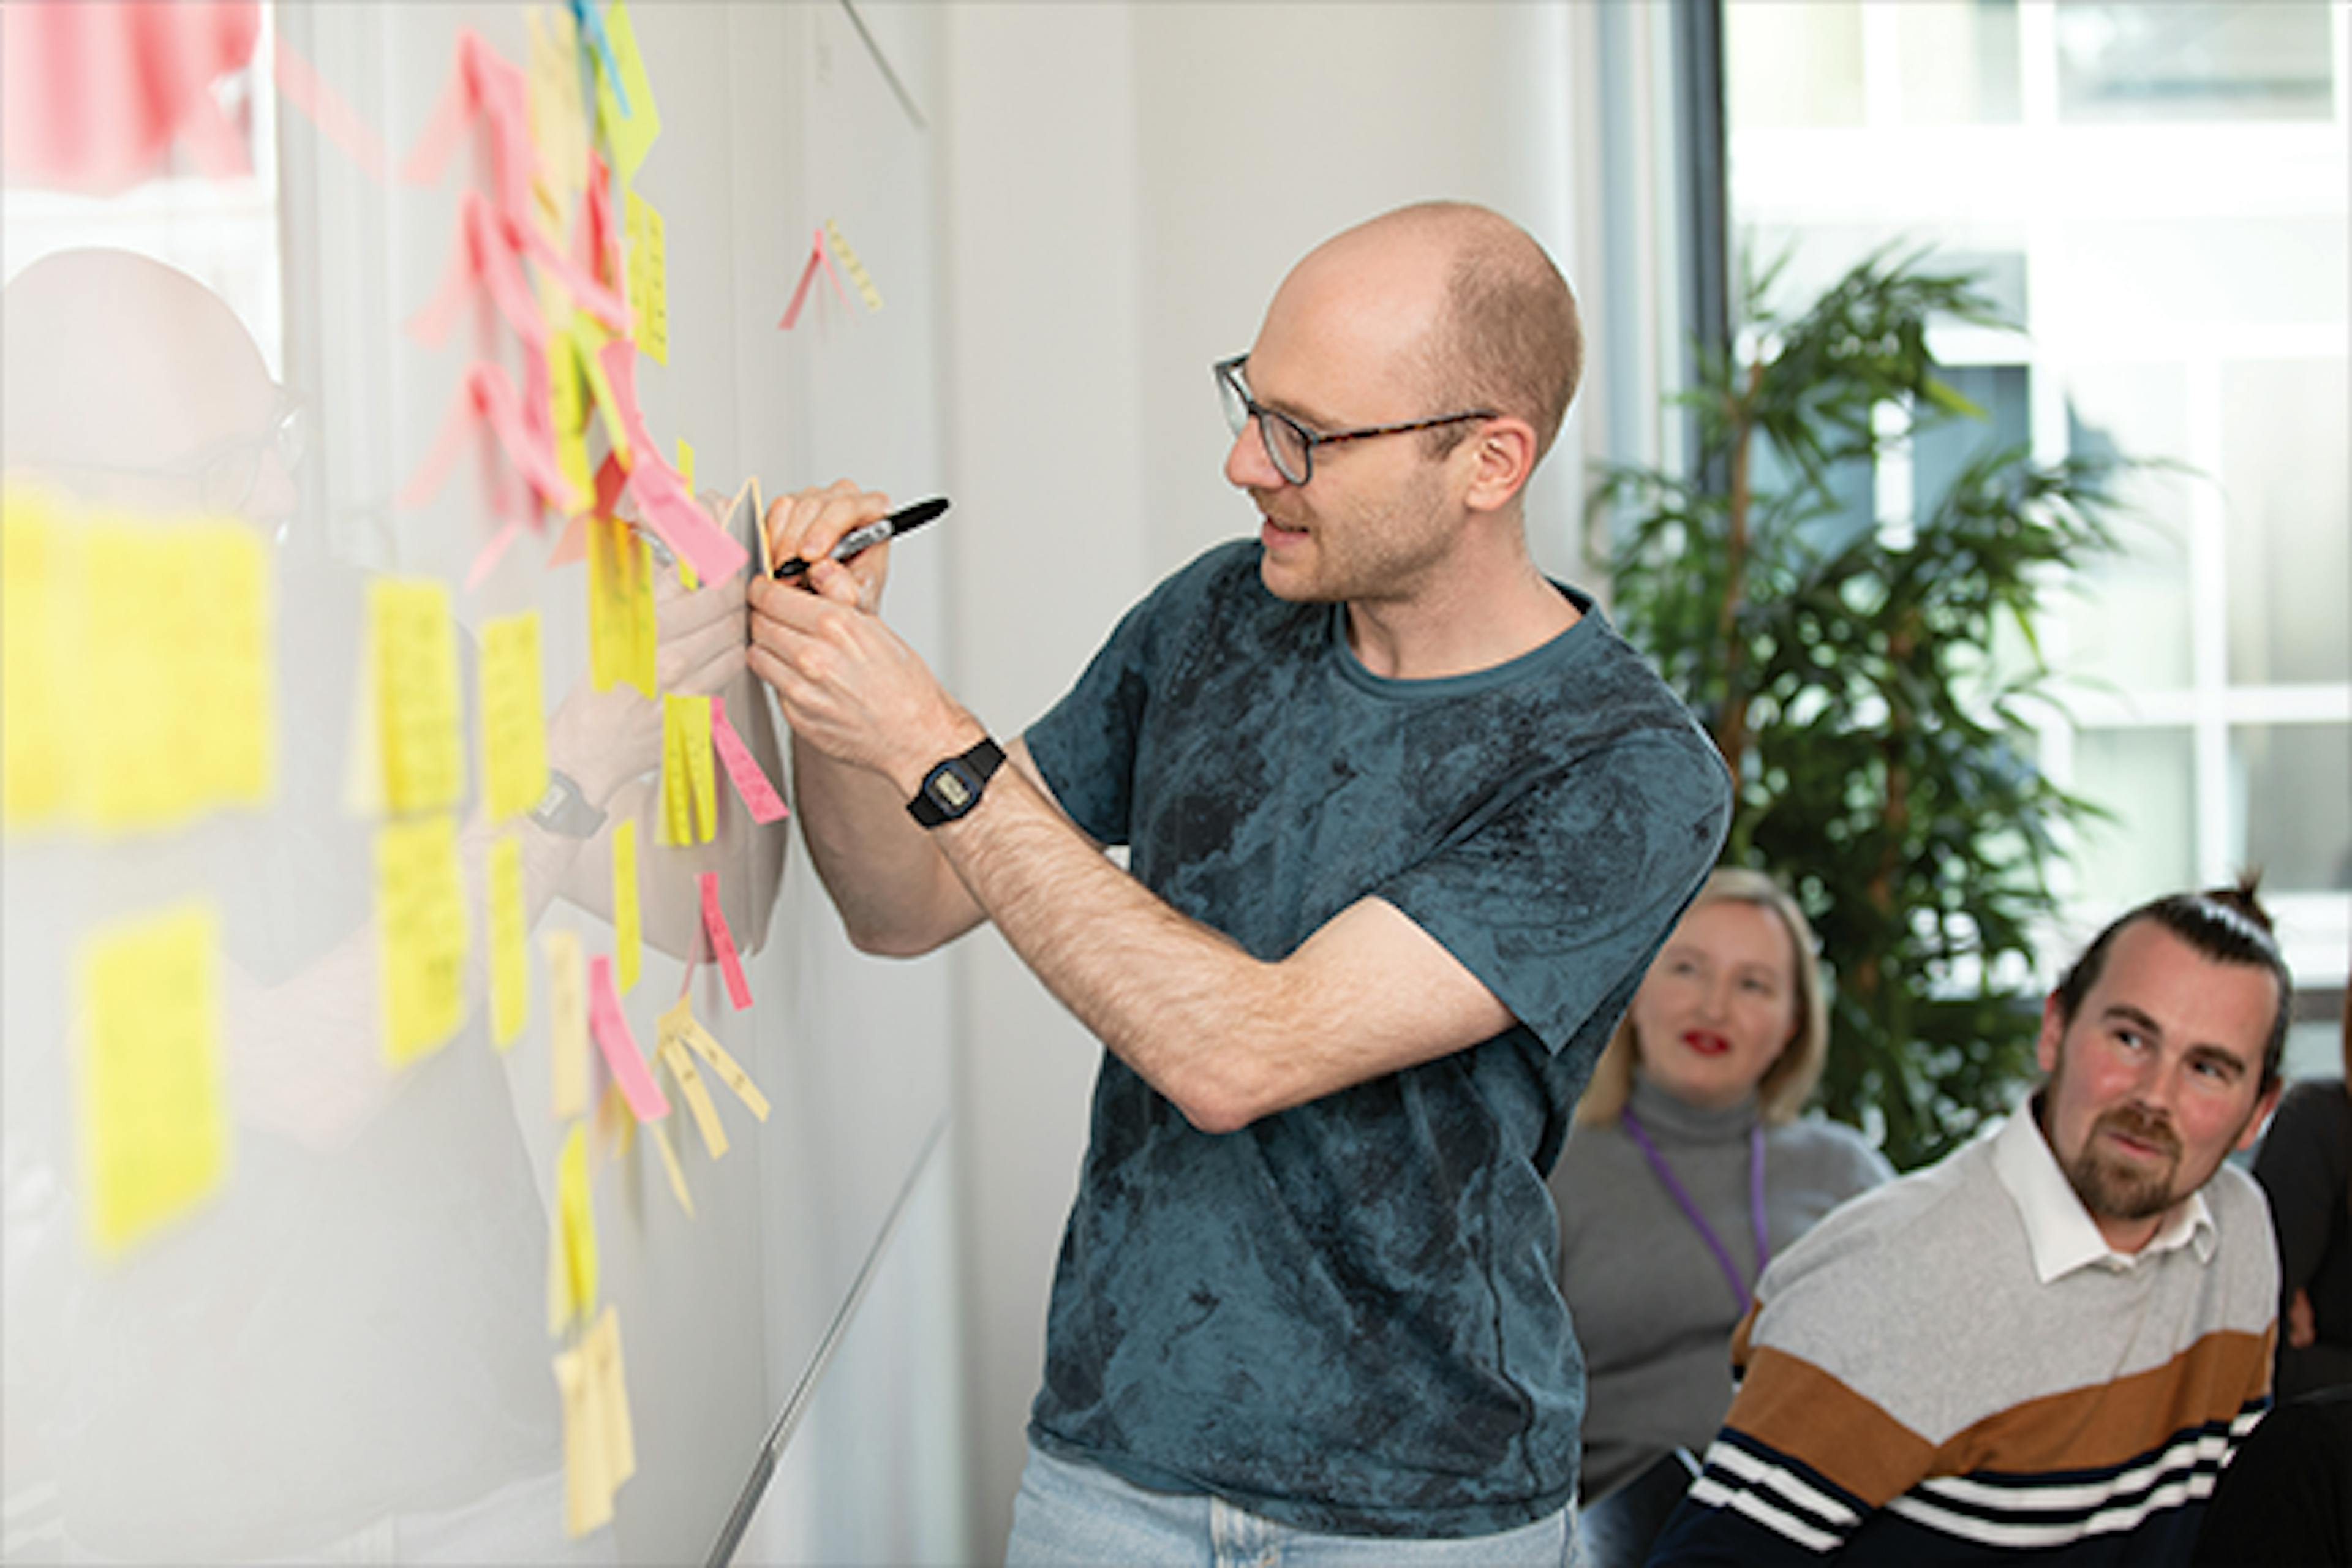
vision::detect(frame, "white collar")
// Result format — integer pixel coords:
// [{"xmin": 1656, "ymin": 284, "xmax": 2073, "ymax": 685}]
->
[{"xmin": 1991, "ymin": 1106, "xmax": 2216, "ymax": 1284}]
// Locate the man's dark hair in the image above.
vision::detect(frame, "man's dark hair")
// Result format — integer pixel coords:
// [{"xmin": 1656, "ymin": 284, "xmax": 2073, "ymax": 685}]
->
[{"xmin": 2053, "ymin": 873, "xmax": 2294, "ymax": 1086}]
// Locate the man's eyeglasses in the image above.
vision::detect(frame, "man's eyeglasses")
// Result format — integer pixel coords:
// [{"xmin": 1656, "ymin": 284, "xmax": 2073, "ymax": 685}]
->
[
  {"xmin": 47, "ymin": 389, "xmax": 307, "ymax": 514},
  {"xmin": 1214, "ymin": 354, "xmax": 1494, "ymax": 488}
]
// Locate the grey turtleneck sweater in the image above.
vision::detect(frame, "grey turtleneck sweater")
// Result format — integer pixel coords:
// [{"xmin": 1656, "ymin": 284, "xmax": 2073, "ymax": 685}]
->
[{"xmin": 1547, "ymin": 1074, "xmax": 1891, "ymax": 1501}]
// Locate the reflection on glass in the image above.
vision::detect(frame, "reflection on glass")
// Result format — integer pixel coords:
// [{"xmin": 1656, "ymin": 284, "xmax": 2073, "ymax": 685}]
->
[
  {"xmin": 2232, "ymin": 723, "xmax": 2352, "ymax": 893},
  {"xmin": 1916, "ymin": 364, "xmax": 2030, "ymax": 521},
  {"xmin": 1727, "ymin": 1, "xmax": 1864, "ymax": 128},
  {"xmin": 2056, "ymin": 2, "xmax": 2335, "ymax": 123},
  {"xmin": 2074, "ymin": 727, "xmax": 2197, "ymax": 907},
  {"xmin": 2223, "ymin": 360, "xmax": 2352, "ymax": 688},
  {"xmin": 2059, "ymin": 363, "xmax": 2193, "ymax": 693},
  {"xmin": 1899, "ymin": 0, "xmax": 2022, "ymax": 124}
]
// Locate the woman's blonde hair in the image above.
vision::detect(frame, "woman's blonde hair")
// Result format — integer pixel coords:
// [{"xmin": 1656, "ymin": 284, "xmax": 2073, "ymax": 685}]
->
[{"xmin": 1575, "ymin": 867, "xmax": 1831, "ymax": 1128}]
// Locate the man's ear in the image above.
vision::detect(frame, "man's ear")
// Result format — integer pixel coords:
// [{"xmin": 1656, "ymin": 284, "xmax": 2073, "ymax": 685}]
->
[
  {"xmin": 2234, "ymin": 1080, "xmax": 2283, "ymax": 1153},
  {"xmin": 2035, "ymin": 992, "xmax": 2067, "ymax": 1076},
  {"xmin": 1460, "ymin": 417, "xmax": 1539, "ymax": 515}
]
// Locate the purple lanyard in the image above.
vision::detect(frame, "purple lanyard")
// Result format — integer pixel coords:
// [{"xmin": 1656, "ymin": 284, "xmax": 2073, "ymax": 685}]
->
[{"xmin": 1620, "ymin": 1106, "xmax": 1770, "ymax": 1313}]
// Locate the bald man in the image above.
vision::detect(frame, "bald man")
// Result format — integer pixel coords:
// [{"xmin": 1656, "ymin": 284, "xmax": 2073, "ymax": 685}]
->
[{"xmin": 752, "ymin": 203, "xmax": 1732, "ymax": 1559}]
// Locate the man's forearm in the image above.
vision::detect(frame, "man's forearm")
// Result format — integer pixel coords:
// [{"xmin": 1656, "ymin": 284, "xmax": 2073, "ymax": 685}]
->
[{"xmin": 793, "ymin": 729, "xmax": 981, "ymax": 956}]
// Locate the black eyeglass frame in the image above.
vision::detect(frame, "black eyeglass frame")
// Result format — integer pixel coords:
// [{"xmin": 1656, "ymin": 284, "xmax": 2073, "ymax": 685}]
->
[{"xmin": 1213, "ymin": 354, "xmax": 1496, "ymax": 487}]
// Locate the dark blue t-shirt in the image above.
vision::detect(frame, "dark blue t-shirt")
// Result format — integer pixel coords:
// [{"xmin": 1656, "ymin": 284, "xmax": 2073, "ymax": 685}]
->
[{"xmin": 1022, "ymin": 540, "xmax": 1730, "ymax": 1537}]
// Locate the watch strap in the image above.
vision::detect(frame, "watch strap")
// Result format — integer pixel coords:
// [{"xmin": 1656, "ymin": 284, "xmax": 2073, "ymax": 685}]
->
[
  {"xmin": 907, "ymin": 737, "xmax": 1006, "ymax": 827},
  {"xmin": 529, "ymin": 769, "xmax": 607, "ymax": 838}
]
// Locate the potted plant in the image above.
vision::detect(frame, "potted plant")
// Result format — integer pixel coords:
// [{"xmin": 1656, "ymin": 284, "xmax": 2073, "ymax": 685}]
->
[{"xmin": 1593, "ymin": 246, "xmax": 2134, "ymax": 1170}]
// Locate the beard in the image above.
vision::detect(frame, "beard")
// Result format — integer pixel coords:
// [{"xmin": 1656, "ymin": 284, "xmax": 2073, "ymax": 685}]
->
[{"xmin": 2060, "ymin": 1102, "xmax": 2185, "ymax": 1223}]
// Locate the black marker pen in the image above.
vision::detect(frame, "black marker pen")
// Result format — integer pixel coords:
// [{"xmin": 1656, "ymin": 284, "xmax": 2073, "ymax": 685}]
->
[{"xmin": 771, "ymin": 497, "xmax": 950, "ymax": 580}]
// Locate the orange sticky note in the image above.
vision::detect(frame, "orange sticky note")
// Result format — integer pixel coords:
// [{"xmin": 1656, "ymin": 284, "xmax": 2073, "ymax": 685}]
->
[{"xmin": 75, "ymin": 903, "xmax": 232, "ymax": 1254}]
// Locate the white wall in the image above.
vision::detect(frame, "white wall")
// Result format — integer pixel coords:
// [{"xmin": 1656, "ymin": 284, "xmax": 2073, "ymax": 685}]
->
[{"xmin": 934, "ymin": 7, "xmax": 1587, "ymax": 1556}]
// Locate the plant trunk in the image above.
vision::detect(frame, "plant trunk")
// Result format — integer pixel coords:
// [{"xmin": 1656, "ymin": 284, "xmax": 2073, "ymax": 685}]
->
[{"xmin": 1713, "ymin": 361, "xmax": 1762, "ymax": 783}]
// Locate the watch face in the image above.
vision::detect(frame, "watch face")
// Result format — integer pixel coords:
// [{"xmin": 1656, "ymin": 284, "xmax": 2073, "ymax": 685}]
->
[{"xmin": 930, "ymin": 766, "xmax": 975, "ymax": 813}]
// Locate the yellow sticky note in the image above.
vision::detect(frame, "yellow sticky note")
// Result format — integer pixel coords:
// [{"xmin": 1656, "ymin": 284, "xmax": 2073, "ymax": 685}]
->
[
  {"xmin": 625, "ymin": 189, "xmax": 668, "ymax": 365},
  {"xmin": 554, "ymin": 1344, "xmax": 613, "ymax": 1536},
  {"xmin": 75, "ymin": 903, "xmax": 232, "ymax": 1253},
  {"xmin": 81, "ymin": 523, "xmax": 202, "ymax": 831},
  {"xmin": 659, "ymin": 695, "xmax": 716, "ymax": 845},
  {"xmin": 594, "ymin": 2, "xmax": 662, "ymax": 186},
  {"xmin": 546, "ymin": 930, "xmax": 589, "ymax": 1119},
  {"xmin": 665, "ymin": 996, "xmax": 770, "ymax": 1121},
  {"xmin": 174, "ymin": 522, "xmax": 274, "ymax": 813},
  {"xmin": 481, "ymin": 611, "xmax": 549, "ymax": 824},
  {"xmin": 377, "ymin": 813, "xmax": 469, "ymax": 1065},
  {"xmin": 549, "ymin": 331, "xmax": 594, "ymax": 503},
  {"xmin": 648, "ymin": 1120, "xmax": 693, "ymax": 1216},
  {"xmin": 489, "ymin": 833, "xmax": 529, "ymax": 1049},
  {"xmin": 657, "ymin": 1027, "xmax": 728, "ymax": 1160},
  {"xmin": 673, "ymin": 439, "xmax": 698, "ymax": 589},
  {"xmin": 527, "ymin": 6, "xmax": 589, "ymax": 243},
  {"xmin": 824, "ymin": 219, "xmax": 884, "ymax": 312},
  {"xmin": 588, "ymin": 1305, "xmax": 638, "ymax": 1488},
  {"xmin": 556, "ymin": 1120, "xmax": 597, "ymax": 1327},
  {"xmin": 369, "ymin": 578, "xmax": 464, "ymax": 814},
  {"xmin": 570, "ymin": 317, "xmax": 631, "ymax": 470},
  {"xmin": 2, "ymin": 488, "xmax": 80, "ymax": 827},
  {"xmin": 596, "ymin": 1079, "xmax": 637, "ymax": 1158},
  {"xmin": 586, "ymin": 518, "xmax": 655, "ymax": 698},
  {"xmin": 612, "ymin": 818, "xmax": 640, "ymax": 995}
]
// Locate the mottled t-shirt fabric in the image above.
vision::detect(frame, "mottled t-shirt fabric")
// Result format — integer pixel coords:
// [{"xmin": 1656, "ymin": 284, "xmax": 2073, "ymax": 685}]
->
[{"xmin": 1020, "ymin": 540, "xmax": 1731, "ymax": 1539}]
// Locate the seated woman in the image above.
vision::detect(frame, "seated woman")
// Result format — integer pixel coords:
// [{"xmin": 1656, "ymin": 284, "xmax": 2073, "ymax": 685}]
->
[{"xmin": 1548, "ymin": 867, "xmax": 1891, "ymax": 1506}]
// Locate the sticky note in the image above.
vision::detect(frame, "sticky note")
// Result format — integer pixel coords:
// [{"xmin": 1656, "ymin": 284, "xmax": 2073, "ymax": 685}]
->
[
  {"xmin": 548, "ymin": 330, "xmax": 594, "ymax": 501},
  {"xmin": 592, "ymin": 2, "xmax": 662, "ymax": 186},
  {"xmin": 178, "ymin": 524, "xmax": 276, "ymax": 812},
  {"xmin": 649, "ymin": 1120, "xmax": 693, "ymax": 1216},
  {"xmin": 586, "ymin": 516, "xmax": 655, "ymax": 696},
  {"xmin": 489, "ymin": 833, "xmax": 528, "ymax": 1049},
  {"xmin": 2, "ymin": 489, "xmax": 79, "ymax": 827},
  {"xmin": 660, "ymin": 695, "xmax": 717, "ymax": 845},
  {"xmin": 570, "ymin": 318, "xmax": 633, "ymax": 470},
  {"xmin": 662, "ymin": 991, "xmax": 769, "ymax": 1121},
  {"xmin": 552, "ymin": 1120, "xmax": 598, "ymax": 1333},
  {"xmin": 778, "ymin": 239, "xmax": 824, "ymax": 331},
  {"xmin": 588, "ymin": 1305, "xmax": 638, "ymax": 1488},
  {"xmin": 481, "ymin": 611, "xmax": 549, "ymax": 823},
  {"xmin": 74, "ymin": 903, "xmax": 232, "ymax": 1254},
  {"xmin": 625, "ymin": 189, "xmax": 667, "ymax": 364},
  {"xmin": 81, "ymin": 525, "xmax": 203, "ymax": 831},
  {"xmin": 657, "ymin": 1022, "xmax": 727, "ymax": 1160},
  {"xmin": 545, "ymin": 930, "xmax": 590, "ymax": 1119},
  {"xmin": 597, "ymin": 1078, "xmax": 637, "ymax": 1158},
  {"xmin": 710, "ymin": 696, "xmax": 787, "ymax": 824},
  {"xmin": 554, "ymin": 1344, "xmax": 612, "ymax": 1536},
  {"xmin": 377, "ymin": 813, "xmax": 469, "ymax": 1065},
  {"xmin": 587, "ymin": 955, "xmax": 669, "ymax": 1121},
  {"xmin": 673, "ymin": 439, "xmax": 698, "ymax": 589},
  {"xmin": 612, "ymin": 818, "xmax": 641, "ymax": 995},
  {"xmin": 369, "ymin": 578, "xmax": 465, "ymax": 814},
  {"xmin": 824, "ymin": 219, "xmax": 884, "ymax": 312},
  {"xmin": 698, "ymin": 871, "xmax": 752, "ymax": 1010},
  {"xmin": 526, "ymin": 6, "xmax": 588, "ymax": 239}
]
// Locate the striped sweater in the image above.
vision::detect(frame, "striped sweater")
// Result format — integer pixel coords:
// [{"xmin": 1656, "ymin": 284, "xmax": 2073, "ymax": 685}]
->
[{"xmin": 1649, "ymin": 1108, "xmax": 2278, "ymax": 1564}]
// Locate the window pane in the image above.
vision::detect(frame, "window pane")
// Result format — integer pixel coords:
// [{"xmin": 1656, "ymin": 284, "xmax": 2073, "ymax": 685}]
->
[
  {"xmin": 2223, "ymin": 360, "xmax": 2352, "ymax": 687},
  {"xmin": 2232, "ymin": 723, "xmax": 2352, "ymax": 893},
  {"xmin": 1727, "ymin": 1, "xmax": 1864, "ymax": 128},
  {"xmin": 1915, "ymin": 364, "xmax": 2030, "ymax": 521},
  {"xmin": 2057, "ymin": 363, "xmax": 2193, "ymax": 692},
  {"xmin": 1899, "ymin": 1, "xmax": 2022, "ymax": 125},
  {"xmin": 2056, "ymin": 2, "xmax": 2336, "ymax": 123},
  {"xmin": 2041, "ymin": 219, "xmax": 2348, "ymax": 332},
  {"xmin": 2074, "ymin": 728, "xmax": 2197, "ymax": 907}
]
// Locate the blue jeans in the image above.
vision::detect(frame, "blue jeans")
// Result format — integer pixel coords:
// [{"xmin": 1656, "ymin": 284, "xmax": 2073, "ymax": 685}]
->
[{"xmin": 1005, "ymin": 1442, "xmax": 1576, "ymax": 1567}]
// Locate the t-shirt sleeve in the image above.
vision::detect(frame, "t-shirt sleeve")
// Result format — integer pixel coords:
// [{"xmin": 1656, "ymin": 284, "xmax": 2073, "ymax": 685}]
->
[{"xmin": 1374, "ymin": 729, "xmax": 1729, "ymax": 1054}]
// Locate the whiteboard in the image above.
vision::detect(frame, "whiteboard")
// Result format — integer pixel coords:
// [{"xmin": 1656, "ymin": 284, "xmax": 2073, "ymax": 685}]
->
[{"xmin": 0, "ymin": 4, "xmax": 954, "ymax": 1560}]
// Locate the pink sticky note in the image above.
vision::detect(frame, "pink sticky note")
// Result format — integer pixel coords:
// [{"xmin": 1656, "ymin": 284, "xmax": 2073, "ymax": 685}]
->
[
  {"xmin": 588, "ymin": 955, "xmax": 671, "ymax": 1120},
  {"xmin": 523, "ymin": 221, "xmax": 631, "ymax": 334},
  {"xmin": 273, "ymin": 36, "xmax": 389, "ymax": 182},
  {"xmin": 546, "ymin": 456, "xmax": 627, "ymax": 566},
  {"xmin": 401, "ymin": 362, "xmax": 583, "ymax": 515},
  {"xmin": 2, "ymin": 1, "xmax": 258, "ymax": 193},
  {"xmin": 409, "ymin": 190, "xmax": 548, "ymax": 351},
  {"xmin": 710, "ymin": 697, "xmax": 787, "ymax": 824},
  {"xmin": 465, "ymin": 516, "xmax": 525, "ymax": 592},
  {"xmin": 593, "ymin": 341, "xmax": 750, "ymax": 584},
  {"xmin": 777, "ymin": 243, "xmax": 824, "ymax": 331},
  {"xmin": 816, "ymin": 225, "xmax": 855, "ymax": 310},
  {"xmin": 402, "ymin": 29, "xmax": 530, "ymax": 213},
  {"xmin": 698, "ymin": 873, "xmax": 752, "ymax": 1011}
]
